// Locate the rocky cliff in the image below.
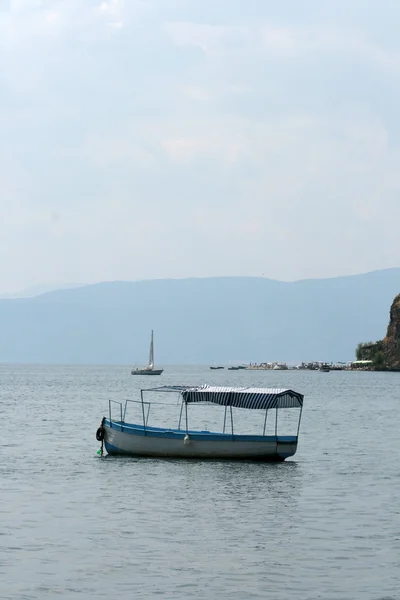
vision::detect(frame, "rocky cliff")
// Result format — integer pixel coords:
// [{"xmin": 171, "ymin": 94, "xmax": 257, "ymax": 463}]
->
[
  {"xmin": 357, "ymin": 293, "xmax": 400, "ymax": 370},
  {"xmin": 382, "ymin": 293, "xmax": 400, "ymax": 370}
]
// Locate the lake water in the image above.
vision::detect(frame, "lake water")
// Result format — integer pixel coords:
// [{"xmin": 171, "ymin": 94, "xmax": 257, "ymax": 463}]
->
[{"xmin": 0, "ymin": 365, "xmax": 399, "ymax": 600}]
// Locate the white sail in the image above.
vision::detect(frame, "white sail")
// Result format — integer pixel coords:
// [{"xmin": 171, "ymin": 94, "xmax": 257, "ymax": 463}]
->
[
  {"xmin": 148, "ymin": 330, "xmax": 154, "ymax": 369},
  {"xmin": 131, "ymin": 329, "xmax": 163, "ymax": 375}
]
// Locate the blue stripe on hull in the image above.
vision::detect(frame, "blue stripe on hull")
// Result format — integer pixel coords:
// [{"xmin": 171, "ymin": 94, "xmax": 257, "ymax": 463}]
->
[{"xmin": 103, "ymin": 419, "xmax": 297, "ymax": 444}]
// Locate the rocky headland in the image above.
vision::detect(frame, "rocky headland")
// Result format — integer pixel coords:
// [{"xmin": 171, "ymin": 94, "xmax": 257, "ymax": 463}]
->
[{"xmin": 356, "ymin": 294, "xmax": 400, "ymax": 371}]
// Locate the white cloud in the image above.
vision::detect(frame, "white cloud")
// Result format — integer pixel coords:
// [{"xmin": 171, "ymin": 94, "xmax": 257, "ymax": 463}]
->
[
  {"xmin": 164, "ymin": 18, "xmax": 400, "ymax": 73},
  {"xmin": 163, "ymin": 21, "xmax": 251, "ymax": 56}
]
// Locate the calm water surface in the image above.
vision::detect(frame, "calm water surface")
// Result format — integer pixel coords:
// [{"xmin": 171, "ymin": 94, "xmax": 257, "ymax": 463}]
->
[{"xmin": 0, "ymin": 365, "xmax": 399, "ymax": 600}]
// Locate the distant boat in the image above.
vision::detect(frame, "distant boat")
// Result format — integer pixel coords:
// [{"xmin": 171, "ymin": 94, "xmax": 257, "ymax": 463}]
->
[
  {"xmin": 319, "ymin": 364, "xmax": 330, "ymax": 372},
  {"xmin": 228, "ymin": 366, "xmax": 240, "ymax": 371},
  {"xmin": 210, "ymin": 366, "xmax": 224, "ymax": 370},
  {"xmin": 131, "ymin": 330, "xmax": 163, "ymax": 376}
]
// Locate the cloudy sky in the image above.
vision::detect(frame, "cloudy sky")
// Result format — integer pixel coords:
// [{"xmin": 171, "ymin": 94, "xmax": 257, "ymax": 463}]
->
[{"xmin": 1, "ymin": 0, "xmax": 399, "ymax": 293}]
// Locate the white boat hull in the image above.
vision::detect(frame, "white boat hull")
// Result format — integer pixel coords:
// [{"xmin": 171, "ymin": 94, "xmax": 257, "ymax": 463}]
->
[
  {"xmin": 103, "ymin": 421, "xmax": 298, "ymax": 461},
  {"xmin": 131, "ymin": 369, "xmax": 163, "ymax": 375}
]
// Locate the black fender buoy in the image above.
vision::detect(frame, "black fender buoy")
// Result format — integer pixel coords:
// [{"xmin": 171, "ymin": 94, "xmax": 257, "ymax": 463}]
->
[{"xmin": 96, "ymin": 426, "xmax": 105, "ymax": 442}]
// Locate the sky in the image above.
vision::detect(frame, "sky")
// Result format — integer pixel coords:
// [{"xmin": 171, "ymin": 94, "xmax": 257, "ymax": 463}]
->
[{"xmin": 1, "ymin": 0, "xmax": 400, "ymax": 294}]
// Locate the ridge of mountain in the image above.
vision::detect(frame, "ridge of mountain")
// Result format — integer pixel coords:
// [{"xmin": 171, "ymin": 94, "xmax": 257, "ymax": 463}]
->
[{"xmin": 0, "ymin": 268, "xmax": 399, "ymax": 364}]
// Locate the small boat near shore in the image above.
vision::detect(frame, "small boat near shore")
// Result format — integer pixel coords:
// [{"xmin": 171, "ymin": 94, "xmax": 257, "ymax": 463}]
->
[
  {"xmin": 210, "ymin": 366, "xmax": 224, "ymax": 370},
  {"xmin": 95, "ymin": 385, "xmax": 304, "ymax": 461}
]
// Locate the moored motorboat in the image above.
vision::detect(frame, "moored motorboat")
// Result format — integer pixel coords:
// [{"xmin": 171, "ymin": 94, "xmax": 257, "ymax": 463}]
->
[{"xmin": 96, "ymin": 385, "xmax": 304, "ymax": 461}]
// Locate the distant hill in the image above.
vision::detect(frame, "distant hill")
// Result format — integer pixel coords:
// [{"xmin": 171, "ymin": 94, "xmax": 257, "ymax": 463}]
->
[
  {"xmin": 0, "ymin": 283, "xmax": 84, "ymax": 299},
  {"xmin": 0, "ymin": 269, "xmax": 399, "ymax": 364}
]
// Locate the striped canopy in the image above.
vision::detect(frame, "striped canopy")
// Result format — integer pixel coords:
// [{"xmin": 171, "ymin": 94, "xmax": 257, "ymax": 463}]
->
[{"xmin": 182, "ymin": 385, "xmax": 303, "ymax": 409}]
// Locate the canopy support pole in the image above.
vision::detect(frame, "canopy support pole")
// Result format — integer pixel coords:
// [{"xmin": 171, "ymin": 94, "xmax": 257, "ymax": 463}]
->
[
  {"xmin": 178, "ymin": 401, "xmax": 184, "ymax": 430},
  {"xmin": 141, "ymin": 390, "xmax": 146, "ymax": 435},
  {"xmin": 296, "ymin": 406, "xmax": 303, "ymax": 439},
  {"xmin": 223, "ymin": 406, "xmax": 227, "ymax": 433},
  {"xmin": 185, "ymin": 401, "xmax": 189, "ymax": 433},
  {"xmin": 230, "ymin": 406, "xmax": 234, "ymax": 439},
  {"xmin": 263, "ymin": 409, "xmax": 268, "ymax": 436}
]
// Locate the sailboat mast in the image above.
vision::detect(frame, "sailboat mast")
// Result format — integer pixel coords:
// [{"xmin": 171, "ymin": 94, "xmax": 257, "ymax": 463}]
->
[{"xmin": 149, "ymin": 330, "xmax": 154, "ymax": 368}]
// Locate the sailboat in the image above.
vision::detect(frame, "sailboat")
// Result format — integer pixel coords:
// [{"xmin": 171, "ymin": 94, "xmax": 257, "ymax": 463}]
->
[{"xmin": 131, "ymin": 330, "xmax": 164, "ymax": 376}]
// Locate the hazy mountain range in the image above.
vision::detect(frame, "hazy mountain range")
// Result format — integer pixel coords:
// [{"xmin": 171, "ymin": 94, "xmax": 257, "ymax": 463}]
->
[
  {"xmin": 0, "ymin": 283, "xmax": 83, "ymax": 299},
  {"xmin": 0, "ymin": 269, "xmax": 399, "ymax": 365}
]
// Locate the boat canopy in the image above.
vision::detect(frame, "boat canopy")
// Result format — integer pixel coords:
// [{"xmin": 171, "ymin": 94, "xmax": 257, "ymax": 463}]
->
[{"xmin": 141, "ymin": 385, "xmax": 303, "ymax": 409}]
